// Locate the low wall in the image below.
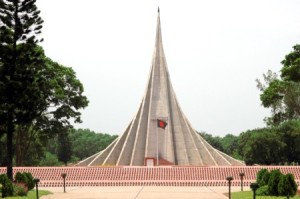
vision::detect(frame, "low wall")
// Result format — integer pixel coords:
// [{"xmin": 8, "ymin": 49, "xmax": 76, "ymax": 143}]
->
[{"xmin": 0, "ymin": 166, "xmax": 299, "ymax": 187}]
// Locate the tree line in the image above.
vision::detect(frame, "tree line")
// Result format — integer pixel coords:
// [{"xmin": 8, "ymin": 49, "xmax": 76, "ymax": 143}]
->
[
  {"xmin": 199, "ymin": 119, "xmax": 300, "ymax": 165},
  {"xmin": 0, "ymin": 128, "xmax": 117, "ymax": 166}
]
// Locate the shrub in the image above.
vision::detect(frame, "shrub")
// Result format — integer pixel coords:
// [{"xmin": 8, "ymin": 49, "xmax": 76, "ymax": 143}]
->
[
  {"xmin": 256, "ymin": 168, "xmax": 269, "ymax": 186},
  {"xmin": 262, "ymin": 172, "xmax": 270, "ymax": 185},
  {"xmin": 15, "ymin": 172, "xmax": 27, "ymax": 184},
  {"xmin": 256, "ymin": 185, "xmax": 269, "ymax": 196},
  {"xmin": 13, "ymin": 184, "xmax": 27, "ymax": 196},
  {"xmin": 23, "ymin": 172, "xmax": 35, "ymax": 191},
  {"xmin": 14, "ymin": 172, "xmax": 35, "ymax": 191},
  {"xmin": 278, "ymin": 173, "xmax": 298, "ymax": 198},
  {"xmin": 0, "ymin": 174, "xmax": 14, "ymax": 197},
  {"xmin": 267, "ymin": 169, "xmax": 282, "ymax": 196}
]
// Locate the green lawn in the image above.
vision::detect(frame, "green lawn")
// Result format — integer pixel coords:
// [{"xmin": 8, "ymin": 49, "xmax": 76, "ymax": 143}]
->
[
  {"xmin": 0, "ymin": 189, "xmax": 52, "ymax": 199},
  {"xmin": 232, "ymin": 191, "xmax": 300, "ymax": 199}
]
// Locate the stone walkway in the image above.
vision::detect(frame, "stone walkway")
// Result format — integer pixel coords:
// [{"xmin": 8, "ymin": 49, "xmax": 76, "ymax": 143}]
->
[{"xmin": 40, "ymin": 186, "xmax": 250, "ymax": 199}]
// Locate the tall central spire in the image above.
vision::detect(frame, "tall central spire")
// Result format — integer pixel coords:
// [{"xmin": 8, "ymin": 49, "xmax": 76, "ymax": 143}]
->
[{"xmin": 77, "ymin": 11, "xmax": 244, "ymax": 166}]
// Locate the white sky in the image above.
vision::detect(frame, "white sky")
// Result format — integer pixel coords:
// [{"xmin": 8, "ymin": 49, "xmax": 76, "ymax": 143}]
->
[{"xmin": 36, "ymin": 0, "xmax": 300, "ymax": 136}]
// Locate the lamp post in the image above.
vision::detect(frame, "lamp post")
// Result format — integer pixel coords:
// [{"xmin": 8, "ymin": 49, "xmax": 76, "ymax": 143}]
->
[
  {"xmin": 250, "ymin": 182, "xmax": 259, "ymax": 199},
  {"xmin": 33, "ymin": 178, "xmax": 40, "ymax": 199},
  {"xmin": 226, "ymin": 176, "xmax": 233, "ymax": 199},
  {"xmin": 61, "ymin": 173, "xmax": 67, "ymax": 193},
  {"xmin": 239, "ymin": 172, "xmax": 245, "ymax": 191}
]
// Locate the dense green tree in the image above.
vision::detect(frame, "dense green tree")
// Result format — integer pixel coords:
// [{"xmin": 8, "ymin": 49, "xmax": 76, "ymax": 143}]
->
[
  {"xmin": 276, "ymin": 120, "xmax": 300, "ymax": 163},
  {"xmin": 256, "ymin": 71, "xmax": 286, "ymax": 125},
  {"xmin": 34, "ymin": 57, "xmax": 89, "ymax": 134},
  {"xmin": 267, "ymin": 169, "xmax": 282, "ymax": 196},
  {"xmin": 278, "ymin": 173, "xmax": 298, "ymax": 198},
  {"xmin": 15, "ymin": 57, "xmax": 89, "ymax": 166},
  {"xmin": 68, "ymin": 129, "xmax": 118, "ymax": 160},
  {"xmin": 42, "ymin": 128, "xmax": 118, "ymax": 165},
  {"xmin": 14, "ymin": 125, "xmax": 47, "ymax": 166},
  {"xmin": 281, "ymin": 45, "xmax": 300, "ymax": 82},
  {"xmin": 257, "ymin": 45, "xmax": 300, "ymax": 126},
  {"xmin": 0, "ymin": 135, "xmax": 6, "ymax": 166},
  {"xmin": 238, "ymin": 129, "xmax": 285, "ymax": 165},
  {"xmin": 0, "ymin": 0, "xmax": 46, "ymax": 179},
  {"xmin": 220, "ymin": 134, "xmax": 238, "ymax": 155},
  {"xmin": 198, "ymin": 132, "xmax": 223, "ymax": 151},
  {"xmin": 0, "ymin": 174, "xmax": 14, "ymax": 197},
  {"xmin": 256, "ymin": 168, "xmax": 269, "ymax": 186},
  {"xmin": 0, "ymin": 0, "xmax": 89, "ymax": 178},
  {"xmin": 39, "ymin": 152, "xmax": 61, "ymax": 166},
  {"xmin": 57, "ymin": 130, "xmax": 72, "ymax": 166}
]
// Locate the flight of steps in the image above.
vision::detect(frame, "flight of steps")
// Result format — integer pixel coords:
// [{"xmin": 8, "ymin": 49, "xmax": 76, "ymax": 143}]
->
[{"xmin": 0, "ymin": 166, "xmax": 299, "ymax": 187}]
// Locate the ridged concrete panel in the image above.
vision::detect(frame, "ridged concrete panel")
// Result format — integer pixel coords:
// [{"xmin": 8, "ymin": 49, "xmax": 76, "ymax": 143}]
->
[
  {"xmin": 77, "ymin": 11, "xmax": 244, "ymax": 167},
  {"xmin": 102, "ymin": 123, "xmax": 131, "ymax": 165},
  {"xmin": 130, "ymin": 98, "xmax": 149, "ymax": 165},
  {"xmin": 117, "ymin": 106, "xmax": 141, "ymax": 165}
]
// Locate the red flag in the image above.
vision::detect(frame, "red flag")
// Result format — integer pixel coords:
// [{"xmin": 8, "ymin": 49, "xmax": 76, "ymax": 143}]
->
[{"xmin": 157, "ymin": 119, "xmax": 168, "ymax": 129}]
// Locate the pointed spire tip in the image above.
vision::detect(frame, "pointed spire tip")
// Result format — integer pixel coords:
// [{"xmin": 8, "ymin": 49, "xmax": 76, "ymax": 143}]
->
[{"xmin": 158, "ymin": 7, "xmax": 160, "ymax": 13}]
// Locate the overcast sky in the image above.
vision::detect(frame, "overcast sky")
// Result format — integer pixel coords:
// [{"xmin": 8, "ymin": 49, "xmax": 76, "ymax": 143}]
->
[{"xmin": 36, "ymin": 0, "xmax": 300, "ymax": 136}]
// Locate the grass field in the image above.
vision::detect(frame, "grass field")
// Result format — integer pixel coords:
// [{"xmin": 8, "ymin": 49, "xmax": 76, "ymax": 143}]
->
[
  {"xmin": 232, "ymin": 191, "xmax": 300, "ymax": 199},
  {"xmin": 0, "ymin": 189, "xmax": 52, "ymax": 199}
]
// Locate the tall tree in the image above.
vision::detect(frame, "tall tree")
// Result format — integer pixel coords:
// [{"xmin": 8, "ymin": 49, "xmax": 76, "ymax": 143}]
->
[
  {"xmin": 237, "ymin": 128, "xmax": 285, "ymax": 165},
  {"xmin": 57, "ymin": 130, "xmax": 72, "ymax": 166},
  {"xmin": 276, "ymin": 120, "xmax": 300, "ymax": 163},
  {"xmin": 281, "ymin": 45, "xmax": 300, "ymax": 82},
  {"xmin": 14, "ymin": 124, "xmax": 48, "ymax": 166},
  {"xmin": 0, "ymin": 1, "xmax": 89, "ymax": 178},
  {"xmin": 257, "ymin": 45, "xmax": 300, "ymax": 125},
  {"xmin": 0, "ymin": 0, "xmax": 46, "ymax": 179},
  {"xmin": 34, "ymin": 57, "xmax": 89, "ymax": 135},
  {"xmin": 13, "ymin": 57, "xmax": 89, "ymax": 166}
]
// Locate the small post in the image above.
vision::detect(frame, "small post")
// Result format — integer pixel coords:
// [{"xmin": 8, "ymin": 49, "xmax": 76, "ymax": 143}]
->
[
  {"xmin": 250, "ymin": 182, "xmax": 259, "ymax": 199},
  {"xmin": 239, "ymin": 172, "xmax": 245, "ymax": 191},
  {"xmin": 226, "ymin": 176, "xmax": 233, "ymax": 199},
  {"xmin": 61, "ymin": 173, "xmax": 67, "ymax": 193},
  {"xmin": 33, "ymin": 178, "xmax": 40, "ymax": 199}
]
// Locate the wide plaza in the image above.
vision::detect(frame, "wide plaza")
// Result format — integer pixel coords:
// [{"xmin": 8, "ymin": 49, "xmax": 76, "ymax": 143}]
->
[{"xmin": 40, "ymin": 186, "xmax": 250, "ymax": 199}]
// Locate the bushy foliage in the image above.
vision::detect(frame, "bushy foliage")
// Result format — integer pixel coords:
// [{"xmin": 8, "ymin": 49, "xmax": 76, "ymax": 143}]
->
[
  {"xmin": 14, "ymin": 172, "xmax": 35, "ymax": 191},
  {"xmin": 39, "ymin": 152, "xmax": 62, "ymax": 166},
  {"xmin": 257, "ymin": 45, "xmax": 300, "ymax": 125},
  {"xmin": 13, "ymin": 184, "xmax": 27, "ymax": 196},
  {"xmin": 23, "ymin": 172, "xmax": 34, "ymax": 191},
  {"xmin": 15, "ymin": 172, "xmax": 28, "ymax": 184},
  {"xmin": 278, "ymin": 173, "xmax": 298, "ymax": 198},
  {"xmin": 198, "ymin": 132, "xmax": 223, "ymax": 151},
  {"xmin": 267, "ymin": 169, "xmax": 282, "ymax": 196},
  {"xmin": 256, "ymin": 169, "xmax": 270, "ymax": 186},
  {"xmin": 256, "ymin": 185, "xmax": 269, "ymax": 196},
  {"xmin": 255, "ymin": 169, "xmax": 298, "ymax": 198},
  {"xmin": 199, "ymin": 120, "xmax": 300, "ymax": 165},
  {"xmin": 0, "ymin": 174, "xmax": 14, "ymax": 197}
]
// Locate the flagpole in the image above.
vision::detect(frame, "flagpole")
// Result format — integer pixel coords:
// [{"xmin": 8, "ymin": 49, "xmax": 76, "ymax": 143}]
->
[
  {"xmin": 156, "ymin": 122, "xmax": 159, "ymax": 166},
  {"xmin": 165, "ymin": 117, "xmax": 168, "ymax": 160}
]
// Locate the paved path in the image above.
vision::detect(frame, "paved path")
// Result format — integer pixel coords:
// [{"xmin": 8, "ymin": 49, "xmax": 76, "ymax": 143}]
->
[{"xmin": 40, "ymin": 186, "xmax": 250, "ymax": 199}]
